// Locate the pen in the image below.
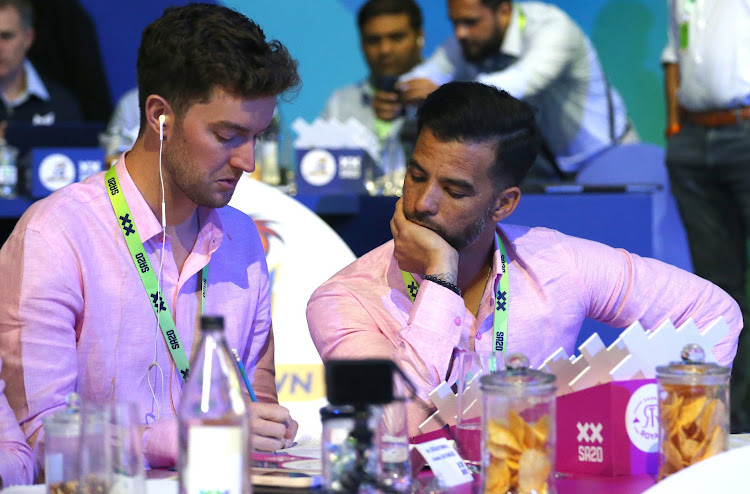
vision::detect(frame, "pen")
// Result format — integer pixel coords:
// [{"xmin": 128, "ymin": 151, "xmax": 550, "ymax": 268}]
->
[{"xmin": 231, "ymin": 348, "xmax": 258, "ymax": 402}]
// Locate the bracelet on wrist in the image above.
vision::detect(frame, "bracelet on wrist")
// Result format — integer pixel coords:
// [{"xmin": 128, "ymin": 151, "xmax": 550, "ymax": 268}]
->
[
  {"xmin": 665, "ymin": 123, "xmax": 681, "ymax": 138},
  {"xmin": 422, "ymin": 274, "xmax": 461, "ymax": 296}
]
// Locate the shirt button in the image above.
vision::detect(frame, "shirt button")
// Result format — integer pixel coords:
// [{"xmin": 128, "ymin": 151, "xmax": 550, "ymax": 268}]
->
[{"xmin": 454, "ymin": 317, "xmax": 461, "ymax": 326}]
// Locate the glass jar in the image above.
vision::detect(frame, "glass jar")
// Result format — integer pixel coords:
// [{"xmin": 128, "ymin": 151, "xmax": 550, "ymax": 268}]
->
[
  {"xmin": 43, "ymin": 394, "xmax": 81, "ymax": 493},
  {"xmin": 321, "ymin": 404, "xmax": 360, "ymax": 492},
  {"xmin": 321, "ymin": 404, "xmax": 398, "ymax": 493},
  {"xmin": 656, "ymin": 344, "xmax": 729, "ymax": 481},
  {"xmin": 479, "ymin": 354, "xmax": 556, "ymax": 494}
]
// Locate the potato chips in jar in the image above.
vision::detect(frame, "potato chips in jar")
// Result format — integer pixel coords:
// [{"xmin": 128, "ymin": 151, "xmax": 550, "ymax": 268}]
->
[
  {"xmin": 479, "ymin": 354, "xmax": 557, "ymax": 494},
  {"xmin": 655, "ymin": 343, "xmax": 730, "ymax": 481}
]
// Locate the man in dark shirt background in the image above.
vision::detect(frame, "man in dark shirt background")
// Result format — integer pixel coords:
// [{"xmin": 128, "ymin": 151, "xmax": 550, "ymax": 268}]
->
[
  {"xmin": 28, "ymin": 0, "xmax": 111, "ymax": 122},
  {"xmin": 0, "ymin": 0, "xmax": 82, "ymax": 124}
]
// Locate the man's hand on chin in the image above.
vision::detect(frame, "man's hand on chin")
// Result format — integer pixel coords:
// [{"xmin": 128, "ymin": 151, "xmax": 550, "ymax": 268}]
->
[
  {"xmin": 247, "ymin": 401, "xmax": 298, "ymax": 451},
  {"xmin": 390, "ymin": 198, "xmax": 458, "ymax": 282}
]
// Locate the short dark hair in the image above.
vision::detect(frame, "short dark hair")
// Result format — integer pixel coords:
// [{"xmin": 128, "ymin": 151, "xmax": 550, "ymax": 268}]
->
[
  {"xmin": 417, "ymin": 81, "xmax": 541, "ymax": 189},
  {"xmin": 480, "ymin": 0, "xmax": 511, "ymax": 10},
  {"xmin": 357, "ymin": 0, "xmax": 422, "ymax": 32},
  {"xmin": 137, "ymin": 3, "xmax": 300, "ymax": 130},
  {"xmin": 0, "ymin": 0, "xmax": 33, "ymax": 28}
]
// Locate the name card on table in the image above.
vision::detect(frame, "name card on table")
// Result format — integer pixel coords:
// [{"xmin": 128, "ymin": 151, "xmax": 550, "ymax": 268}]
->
[
  {"xmin": 295, "ymin": 147, "xmax": 374, "ymax": 195},
  {"xmin": 32, "ymin": 147, "xmax": 104, "ymax": 198},
  {"xmin": 414, "ymin": 438, "xmax": 473, "ymax": 488}
]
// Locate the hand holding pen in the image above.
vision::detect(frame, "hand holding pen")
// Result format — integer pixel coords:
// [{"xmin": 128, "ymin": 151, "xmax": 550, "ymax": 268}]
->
[{"xmin": 231, "ymin": 349, "xmax": 298, "ymax": 451}]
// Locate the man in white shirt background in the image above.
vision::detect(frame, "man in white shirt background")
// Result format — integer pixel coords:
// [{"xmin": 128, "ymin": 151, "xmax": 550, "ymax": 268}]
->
[
  {"xmin": 662, "ymin": 0, "xmax": 750, "ymax": 432},
  {"xmin": 396, "ymin": 0, "xmax": 638, "ymax": 181}
]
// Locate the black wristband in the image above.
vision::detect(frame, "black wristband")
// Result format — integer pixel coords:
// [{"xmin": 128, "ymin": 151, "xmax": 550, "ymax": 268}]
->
[{"xmin": 422, "ymin": 274, "xmax": 461, "ymax": 296}]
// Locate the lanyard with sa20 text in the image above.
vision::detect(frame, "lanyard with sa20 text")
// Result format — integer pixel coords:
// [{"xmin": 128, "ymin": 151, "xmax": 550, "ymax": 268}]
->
[
  {"xmin": 105, "ymin": 166, "xmax": 207, "ymax": 383},
  {"xmin": 401, "ymin": 232, "xmax": 509, "ymax": 370}
]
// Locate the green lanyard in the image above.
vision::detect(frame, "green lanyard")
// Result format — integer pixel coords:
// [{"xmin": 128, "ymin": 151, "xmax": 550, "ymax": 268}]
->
[
  {"xmin": 401, "ymin": 233, "xmax": 509, "ymax": 370},
  {"xmin": 518, "ymin": 5, "xmax": 526, "ymax": 33},
  {"xmin": 105, "ymin": 166, "xmax": 207, "ymax": 383},
  {"xmin": 373, "ymin": 118, "xmax": 393, "ymax": 143},
  {"xmin": 679, "ymin": 0, "xmax": 696, "ymax": 50}
]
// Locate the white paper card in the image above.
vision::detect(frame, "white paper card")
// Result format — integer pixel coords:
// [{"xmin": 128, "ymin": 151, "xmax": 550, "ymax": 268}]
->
[{"xmin": 414, "ymin": 438, "xmax": 473, "ymax": 487}]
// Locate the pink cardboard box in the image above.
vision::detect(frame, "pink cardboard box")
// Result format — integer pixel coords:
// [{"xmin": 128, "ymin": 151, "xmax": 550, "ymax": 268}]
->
[{"xmin": 556, "ymin": 379, "xmax": 658, "ymax": 476}]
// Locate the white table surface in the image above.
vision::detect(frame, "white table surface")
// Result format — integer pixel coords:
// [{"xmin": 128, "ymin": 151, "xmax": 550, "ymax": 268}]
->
[{"xmin": 5, "ymin": 434, "xmax": 750, "ymax": 493}]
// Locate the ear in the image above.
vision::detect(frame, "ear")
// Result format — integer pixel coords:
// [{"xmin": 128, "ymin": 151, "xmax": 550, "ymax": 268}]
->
[
  {"xmin": 23, "ymin": 27, "xmax": 34, "ymax": 52},
  {"xmin": 144, "ymin": 95, "xmax": 173, "ymax": 141},
  {"xmin": 496, "ymin": 1, "xmax": 513, "ymax": 30},
  {"xmin": 491, "ymin": 186, "xmax": 521, "ymax": 223}
]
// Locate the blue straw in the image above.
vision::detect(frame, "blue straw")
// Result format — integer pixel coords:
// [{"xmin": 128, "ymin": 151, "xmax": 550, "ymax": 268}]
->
[{"xmin": 231, "ymin": 348, "xmax": 257, "ymax": 402}]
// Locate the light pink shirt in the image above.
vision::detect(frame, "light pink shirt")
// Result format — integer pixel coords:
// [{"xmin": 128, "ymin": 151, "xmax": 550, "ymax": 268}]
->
[
  {"xmin": 307, "ymin": 224, "xmax": 742, "ymax": 436},
  {"xmin": 0, "ymin": 156, "xmax": 276, "ymax": 475},
  {"xmin": 0, "ymin": 358, "xmax": 34, "ymax": 486}
]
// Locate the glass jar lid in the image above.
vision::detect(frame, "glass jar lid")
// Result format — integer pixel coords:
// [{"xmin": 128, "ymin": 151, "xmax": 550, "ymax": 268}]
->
[
  {"xmin": 42, "ymin": 392, "xmax": 82, "ymax": 437},
  {"xmin": 479, "ymin": 354, "xmax": 556, "ymax": 394},
  {"xmin": 320, "ymin": 404, "xmax": 356, "ymax": 421},
  {"xmin": 656, "ymin": 344, "xmax": 729, "ymax": 379}
]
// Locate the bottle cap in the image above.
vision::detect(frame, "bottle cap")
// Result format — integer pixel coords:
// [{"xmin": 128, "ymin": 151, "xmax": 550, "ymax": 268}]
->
[{"xmin": 200, "ymin": 315, "xmax": 224, "ymax": 331}]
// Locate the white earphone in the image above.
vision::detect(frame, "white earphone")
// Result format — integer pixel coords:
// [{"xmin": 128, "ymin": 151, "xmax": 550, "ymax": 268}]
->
[
  {"xmin": 147, "ymin": 112, "xmax": 168, "ymax": 420},
  {"xmin": 159, "ymin": 114, "xmax": 165, "ymax": 141}
]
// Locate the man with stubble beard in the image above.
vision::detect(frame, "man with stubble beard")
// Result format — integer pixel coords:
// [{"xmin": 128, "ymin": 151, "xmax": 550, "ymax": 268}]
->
[
  {"xmin": 306, "ymin": 82, "xmax": 741, "ymax": 436},
  {"xmin": 0, "ymin": 4, "xmax": 301, "ymax": 477}
]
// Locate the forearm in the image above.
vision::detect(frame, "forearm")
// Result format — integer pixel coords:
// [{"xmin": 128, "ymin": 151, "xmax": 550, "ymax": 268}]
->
[
  {"xmin": 249, "ymin": 326, "xmax": 278, "ymax": 403},
  {"xmin": 0, "ymin": 376, "xmax": 34, "ymax": 485},
  {"xmin": 570, "ymin": 232, "xmax": 742, "ymax": 365},
  {"xmin": 0, "ymin": 449, "xmax": 35, "ymax": 486},
  {"xmin": 142, "ymin": 417, "xmax": 177, "ymax": 468},
  {"xmin": 663, "ymin": 62, "xmax": 681, "ymax": 132},
  {"xmin": 308, "ymin": 282, "xmax": 464, "ymax": 403}
]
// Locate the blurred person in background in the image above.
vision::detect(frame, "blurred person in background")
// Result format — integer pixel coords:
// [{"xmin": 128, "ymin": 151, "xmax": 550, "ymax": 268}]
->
[
  {"xmin": 662, "ymin": 0, "xmax": 750, "ymax": 432},
  {"xmin": 321, "ymin": 0, "xmax": 424, "ymax": 148},
  {"xmin": 0, "ymin": 0, "xmax": 81, "ymax": 124},
  {"xmin": 28, "ymin": 0, "xmax": 112, "ymax": 122},
  {"xmin": 397, "ymin": 0, "xmax": 637, "ymax": 181}
]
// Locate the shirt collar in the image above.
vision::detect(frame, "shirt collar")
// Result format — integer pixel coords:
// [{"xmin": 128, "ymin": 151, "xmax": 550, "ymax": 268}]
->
[
  {"xmin": 501, "ymin": 4, "xmax": 524, "ymax": 58},
  {"xmin": 6, "ymin": 60, "xmax": 50, "ymax": 107},
  {"xmin": 113, "ymin": 154, "xmax": 224, "ymax": 252},
  {"xmin": 360, "ymin": 78, "xmax": 376, "ymax": 105},
  {"xmin": 491, "ymin": 224, "xmax": 512, "ymax": 278}
]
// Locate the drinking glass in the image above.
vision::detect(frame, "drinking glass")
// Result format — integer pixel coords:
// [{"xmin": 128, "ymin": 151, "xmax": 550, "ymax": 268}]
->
[
  {"xmin": 455, "ymin": 351, "xmax": 495, "ymax": 471},
  {"xmin": 376, "ymin": 399, "xmax": 411, "ymax": 493},
  {"xmin": 77, "ymin": 402, "xmax": 111, "ymax": 493},
  {"xmin": 110, "ymin": 402, "xmax": 145, "ymax": 494}
]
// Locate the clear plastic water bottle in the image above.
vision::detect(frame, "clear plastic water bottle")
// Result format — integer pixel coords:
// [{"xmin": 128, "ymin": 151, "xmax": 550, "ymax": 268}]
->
[
  {"xmin": 178, "ymin": 316, "xmax": 251, "ymax": 494},
  {"xmin": 0, "ymin": 138, "xmax": 19, "ymax": 198}
]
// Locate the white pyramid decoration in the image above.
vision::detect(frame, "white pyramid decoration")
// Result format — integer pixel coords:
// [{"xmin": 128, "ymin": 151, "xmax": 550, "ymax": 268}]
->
[{"xmin": 422, "ymin": 317, "xmax": 731, "ymax": 429}]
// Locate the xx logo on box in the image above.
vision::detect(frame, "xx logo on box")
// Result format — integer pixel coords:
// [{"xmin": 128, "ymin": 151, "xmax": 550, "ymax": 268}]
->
[
  {"xmin": 577, "ymin": 422, "xmax": 604, "ymax": 463},
  {"xmin": 576, "ymin": 422, "xmax": 603, "ymax": 443},
  {"xmin": 338, "ymin": 155, "xmax": 362, "ymax": 179}
]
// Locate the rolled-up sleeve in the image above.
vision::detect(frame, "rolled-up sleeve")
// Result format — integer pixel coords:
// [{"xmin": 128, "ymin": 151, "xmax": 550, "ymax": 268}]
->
[
  {"xmin": 0, "ymin": 359, "xmax": 34, "ymax": 486},
  {"xmin": 307, "ymin": 279, "xmax": 466, "ymax": 434}
]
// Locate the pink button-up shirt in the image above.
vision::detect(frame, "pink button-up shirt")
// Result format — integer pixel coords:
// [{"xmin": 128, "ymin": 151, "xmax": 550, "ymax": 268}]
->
[
  {"xmin": 307, "ymin": 224, "xmax": 742, "ymax": 436},
  {"xmin": 0, "ymin": 156, "xmax": 276, "ymax": 474},
  {"xmin": 0, "ymin": 358, "xmax": 34, "ymax": 486}
]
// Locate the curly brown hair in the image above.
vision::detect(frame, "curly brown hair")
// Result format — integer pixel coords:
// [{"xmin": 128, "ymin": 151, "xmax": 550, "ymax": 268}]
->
[{"xmin": 136, "ymin": 3, "xmax": 300, "ymax": 130}]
